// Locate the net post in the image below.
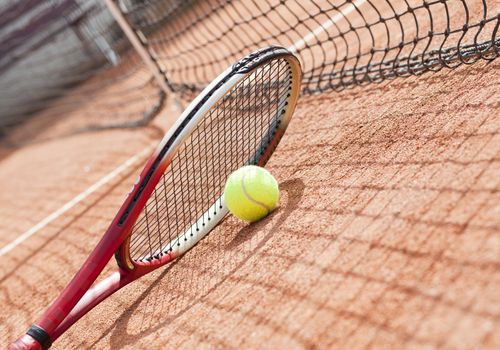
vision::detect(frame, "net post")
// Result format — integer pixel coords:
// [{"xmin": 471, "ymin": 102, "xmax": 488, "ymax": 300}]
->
[{"xmin": 103, "ymin": 0, "xmax": 171, "ymax": 94}]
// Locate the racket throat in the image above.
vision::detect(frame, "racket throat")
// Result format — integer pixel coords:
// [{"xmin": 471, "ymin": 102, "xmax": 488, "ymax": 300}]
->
[{"xmin": 115, "ymin": 235, "xmax": 135, "ymax": 271}]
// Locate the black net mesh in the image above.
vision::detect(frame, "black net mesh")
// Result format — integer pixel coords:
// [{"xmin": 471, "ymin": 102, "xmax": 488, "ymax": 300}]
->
[
  {"xmin": 2, "ymin": 1, "xmax": 497, "ymax": 138},
  {"xmin": 129, "ymin": 57, "xmax": 294, "ymax": 262},
  {"xmin": 121, "ymin": 0, "xmax": 499, "ymax": 94}
]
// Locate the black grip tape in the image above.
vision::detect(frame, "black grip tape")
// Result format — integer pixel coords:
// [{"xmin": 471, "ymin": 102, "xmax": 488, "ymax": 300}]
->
[{"xmin": 27, "ymin": 325, "xmax": 52, "ymax": 350}]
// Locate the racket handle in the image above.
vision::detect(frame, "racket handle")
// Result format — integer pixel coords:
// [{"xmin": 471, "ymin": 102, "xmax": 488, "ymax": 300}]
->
[{"xmin": 7, "ymin": 334, "xmax": 43, "ymax": 350}]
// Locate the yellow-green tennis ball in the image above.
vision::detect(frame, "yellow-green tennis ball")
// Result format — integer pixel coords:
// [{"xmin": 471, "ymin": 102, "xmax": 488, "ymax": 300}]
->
[{"xmin": 224, "ymin": 165, "xmax": 280, "ymax": 222}]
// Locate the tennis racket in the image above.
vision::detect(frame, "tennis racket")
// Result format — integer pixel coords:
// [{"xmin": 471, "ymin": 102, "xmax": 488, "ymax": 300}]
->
[{"xmin": 8, "ymin": 46, "xmax": 301, "ymax": 350}]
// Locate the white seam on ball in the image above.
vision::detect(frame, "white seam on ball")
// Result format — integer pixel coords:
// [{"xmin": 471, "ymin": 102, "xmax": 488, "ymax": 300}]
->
[{"xmin": 241, "ymin": 172, "xmax": 272, "ymax": 213}]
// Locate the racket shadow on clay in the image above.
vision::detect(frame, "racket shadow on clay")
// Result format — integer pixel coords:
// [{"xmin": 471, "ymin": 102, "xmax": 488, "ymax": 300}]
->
[{"xmin": 81, "ymin": 178, "xmax": 305, "ymax": 349}]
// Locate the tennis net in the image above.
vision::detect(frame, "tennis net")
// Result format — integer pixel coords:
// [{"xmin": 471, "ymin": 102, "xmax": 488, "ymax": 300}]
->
[
  {"xmin": 0, "ymin": 0, "xmax": 498, "ymax": 139},
  {"xmin": 120, "ymin": 0, "xmax": 499, "ymax": 94}
]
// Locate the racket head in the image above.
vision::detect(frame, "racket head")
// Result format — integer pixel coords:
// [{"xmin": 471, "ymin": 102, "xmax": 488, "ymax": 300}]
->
[{"xmin": 114, "ymin": 46, "xmax": 302, "ymax": 271}]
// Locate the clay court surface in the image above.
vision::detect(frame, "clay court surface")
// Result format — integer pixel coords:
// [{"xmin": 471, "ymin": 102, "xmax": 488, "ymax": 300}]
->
[{"xmin": 0, "ymin": 52, "xmax": 498, "ymax": 348}]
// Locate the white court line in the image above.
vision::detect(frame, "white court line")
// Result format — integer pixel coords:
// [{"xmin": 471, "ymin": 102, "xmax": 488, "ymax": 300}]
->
[
  {"xmin": 0, "ymin": 2, "xmax": 366, "ymax": 257},
  {"xmin": 0, "ymin": 147, "xmax": 152, "ymax": 257},
  {"xmin": 288, "ymin": 0, "xmax": 366, "ymax": 53}
]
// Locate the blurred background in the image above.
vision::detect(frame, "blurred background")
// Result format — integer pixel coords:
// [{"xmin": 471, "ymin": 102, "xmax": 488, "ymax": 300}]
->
[
  {"xmin": 0, "ymin": 0, "xmax": 121, "ymax": 128},
  {"xmin": 0, "ymin": 0, "xmax": 172, "ymax": 142}
]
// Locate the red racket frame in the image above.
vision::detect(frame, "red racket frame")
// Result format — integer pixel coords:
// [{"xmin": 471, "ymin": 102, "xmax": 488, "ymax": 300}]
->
[{"xmin": 8, "ymin": 46, "xmax": 302, "ymax": 350}]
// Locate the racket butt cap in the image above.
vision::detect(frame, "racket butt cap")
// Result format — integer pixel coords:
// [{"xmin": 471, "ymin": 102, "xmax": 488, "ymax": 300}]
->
[
  {"xmin": 8, "ymin": 325, "xmax": 50, "ymax": 350},
  {"xmin": 7, "ymin": 334, "xmax": 43, "ymax": 350}
]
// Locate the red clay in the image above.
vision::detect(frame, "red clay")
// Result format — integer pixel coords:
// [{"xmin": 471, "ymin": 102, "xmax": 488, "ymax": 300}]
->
[{"xmin": 0, "ymin": 58, "xmax": 499, "ymax": 350}]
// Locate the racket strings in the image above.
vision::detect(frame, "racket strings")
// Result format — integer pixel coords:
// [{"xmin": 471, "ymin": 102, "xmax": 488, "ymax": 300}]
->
[
  {"xmin": 131, "ymin": 75, "xmax": 292, "ymax": 260},
  {"xmin": 131, "ymin": 80, "xmax": 292, "ymax": 258},
  {"xmin": 129, "ymin": 65, "xmax": 290, "ymax": 241},
  {"xmin": 129, "ymin": 58, "xmax": 293, "ymax": 262},
  {"xmin": 131, "ymin": 76, "xmax": 293, "ymax": 261}
]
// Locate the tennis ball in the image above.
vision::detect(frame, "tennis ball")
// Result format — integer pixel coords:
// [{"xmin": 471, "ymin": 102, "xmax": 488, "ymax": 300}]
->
[{"xmin": 224, "ymin": 165, "xmax": 280, "ymax": 222}]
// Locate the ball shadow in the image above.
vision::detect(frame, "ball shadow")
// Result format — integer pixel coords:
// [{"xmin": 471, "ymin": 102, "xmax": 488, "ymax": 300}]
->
[{"xmin": 84, "ymin": 178, "xmax": 305, "ymax": 349}]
